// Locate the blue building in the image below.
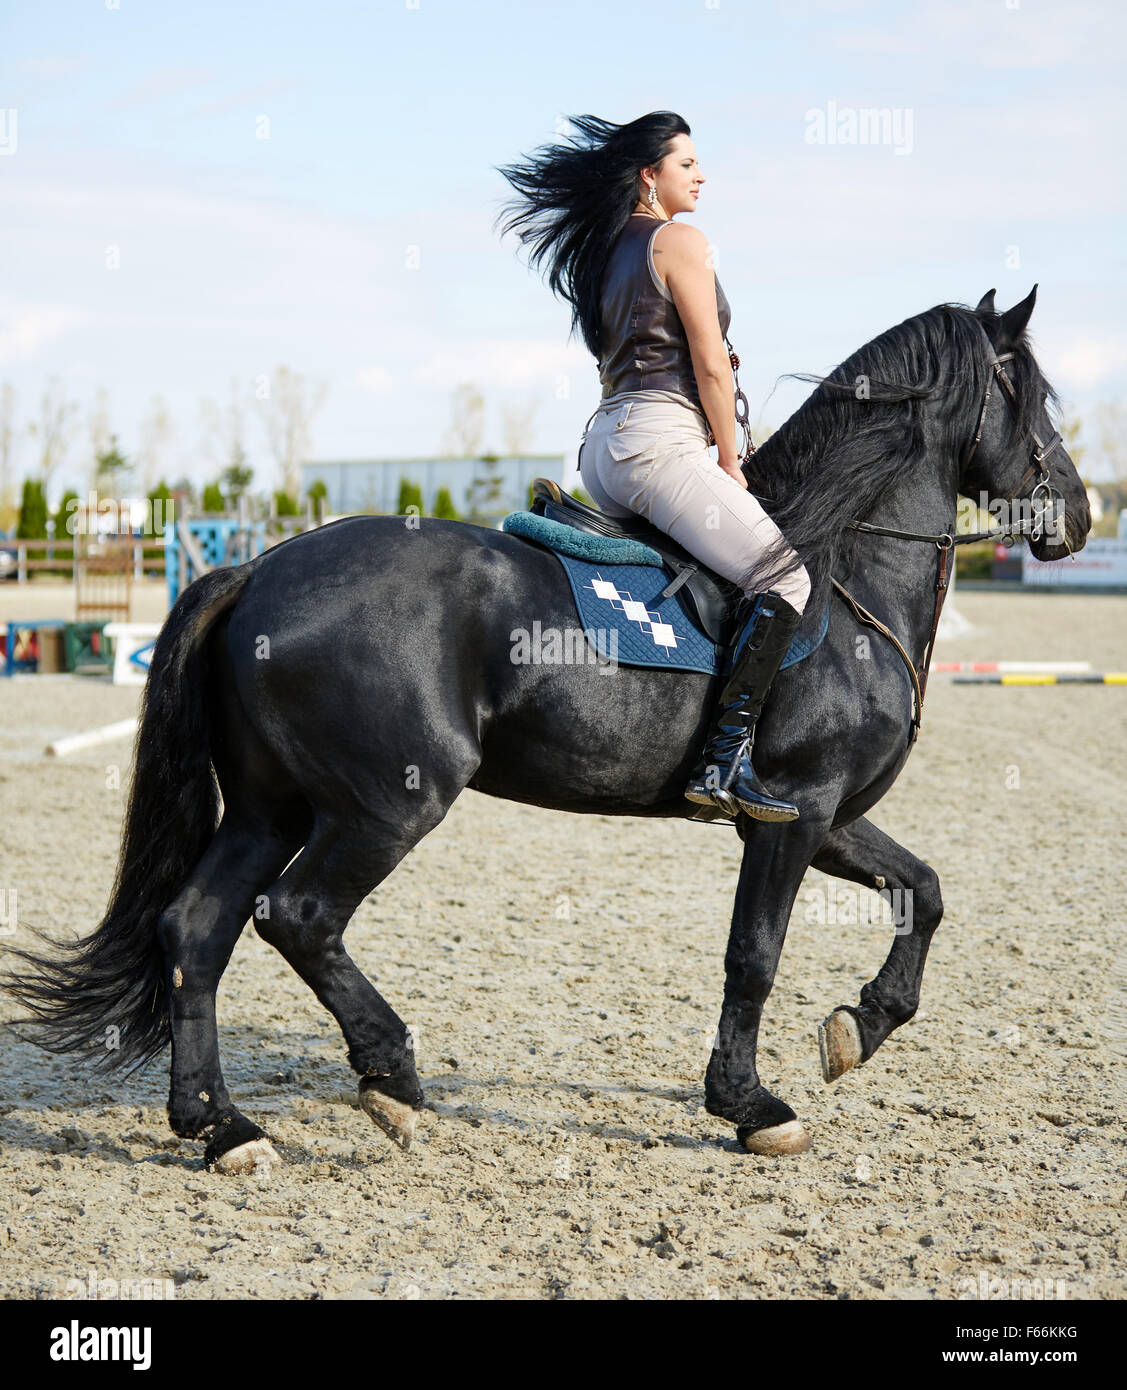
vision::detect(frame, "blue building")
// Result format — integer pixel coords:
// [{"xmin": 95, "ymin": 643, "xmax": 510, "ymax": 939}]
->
[{"xmin": 301, "ymin": 455, "xmax": 566, "ymax": 522}]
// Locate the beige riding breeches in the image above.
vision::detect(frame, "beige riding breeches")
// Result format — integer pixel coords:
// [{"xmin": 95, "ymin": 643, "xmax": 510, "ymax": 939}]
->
[{"xmin": 578, "ymin": 391, "xmax": 811, "ymax": 612}]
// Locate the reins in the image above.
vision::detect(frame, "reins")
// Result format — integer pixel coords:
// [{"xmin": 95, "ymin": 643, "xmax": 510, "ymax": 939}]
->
[{"xmin": 829, "ymin": 575, "xmax": 929, "ymax": 741}]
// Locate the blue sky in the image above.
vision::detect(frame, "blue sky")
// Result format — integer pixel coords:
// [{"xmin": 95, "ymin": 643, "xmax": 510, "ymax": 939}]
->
[{"xmin": 1, "ymin": 0, "xmax": 1124, "ymax": 497}]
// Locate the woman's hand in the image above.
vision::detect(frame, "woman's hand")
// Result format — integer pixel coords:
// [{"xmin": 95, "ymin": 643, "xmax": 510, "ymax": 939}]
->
[{"xmin": 718, "ymin": 455, "xmax": 749, "ymax": 489}]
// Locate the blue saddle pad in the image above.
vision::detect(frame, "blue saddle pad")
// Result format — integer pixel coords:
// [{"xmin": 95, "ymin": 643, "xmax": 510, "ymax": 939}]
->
[
  {"xmin": 558, "ymin": 557, "xmax": 723, "ymax": 673},
  {"xmin": 503, "ymin": 517, "xmax": 828, "ymax": 678},
  {"xmin": 502, "ymin": 509, "xmax": 829, "ymax": 676}
]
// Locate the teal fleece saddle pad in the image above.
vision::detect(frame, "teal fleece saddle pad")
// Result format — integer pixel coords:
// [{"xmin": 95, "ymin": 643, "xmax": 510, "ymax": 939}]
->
[{"xmin": 502, "ymin": 510, "xmax": 829, "ymax": 677}]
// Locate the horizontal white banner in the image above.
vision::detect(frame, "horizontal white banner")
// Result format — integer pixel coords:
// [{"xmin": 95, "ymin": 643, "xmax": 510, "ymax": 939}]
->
[{"xmin": 1023, "ymin": 537, "xmax": 1127, "ymax": 587}]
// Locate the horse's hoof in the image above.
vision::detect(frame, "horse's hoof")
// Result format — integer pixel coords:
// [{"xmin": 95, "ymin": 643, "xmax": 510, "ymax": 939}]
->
[
  {"xmin": 359, "ymin": 1078, "xmax": 419, "ymax": 1151},
  {"xmin": 819, "ymin": 1007, "xmax": 863, "ymax": 1083},
  {"xmin": 739, "ymin": 1119, "xmax": 812, "ymax": 1156},
  {"xmin": 210, "ymin": 1137, "xmax": 281, "ymax": 1176}
]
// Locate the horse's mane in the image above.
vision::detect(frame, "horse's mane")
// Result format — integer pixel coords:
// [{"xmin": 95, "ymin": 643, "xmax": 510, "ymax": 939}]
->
[{"xmin": 746, "ymin": 302, "xmax": 1059, "ymax": 613}]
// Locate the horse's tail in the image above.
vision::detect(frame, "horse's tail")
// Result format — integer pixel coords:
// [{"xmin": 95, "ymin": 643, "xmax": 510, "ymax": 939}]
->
[{"xmin": 2, "ymin": 563, "xmax": 254, "ymax": 1072}]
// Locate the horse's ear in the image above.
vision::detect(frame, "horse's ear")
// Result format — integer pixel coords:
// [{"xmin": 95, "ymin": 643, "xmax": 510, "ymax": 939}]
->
[
  {"xmin": 974, "ymin": 289, "xmax": 996, "ymax": 314},
  {"xmin": 999, "ymin": 284, "xmax": 1037, "ymax": 345}
]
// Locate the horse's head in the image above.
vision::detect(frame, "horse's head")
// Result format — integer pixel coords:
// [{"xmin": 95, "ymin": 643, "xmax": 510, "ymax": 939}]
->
[{"xmin": 959, "ymin": 285, "xmax": 1090, "ymax": 561}]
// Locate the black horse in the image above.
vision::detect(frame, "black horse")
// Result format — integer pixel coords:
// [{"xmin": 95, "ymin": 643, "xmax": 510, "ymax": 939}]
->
[{"xmin": 5, "ymin": 287, "xmax": 1089, "ymax": 1171}]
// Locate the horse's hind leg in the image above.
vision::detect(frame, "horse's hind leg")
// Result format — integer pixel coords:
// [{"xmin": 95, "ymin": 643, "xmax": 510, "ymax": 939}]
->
[
  {"xmin": 157, "ymin": 810, "xmax": 306, "ymax": 1173},
  {"xmin": 254, "ymin": 814, "xmax": 446, "ymax": 1152},
  {"xmin": 811, "ymin": 816, "xmax": 944, "ymax": 1082}
]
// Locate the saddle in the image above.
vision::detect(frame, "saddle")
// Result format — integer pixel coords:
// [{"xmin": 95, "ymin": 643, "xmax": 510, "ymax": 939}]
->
[{"xmin": 529, "ymin": 479, "xmax": 739, "ymax": 646}]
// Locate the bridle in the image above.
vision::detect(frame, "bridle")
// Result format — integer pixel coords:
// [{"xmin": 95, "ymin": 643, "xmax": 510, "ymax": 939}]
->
[
  {"xmin": 830, "ymin": 345, "xmax": 1074, "ymax": 744},
  {"xmin": 849, "ymin": 348, "xmax": 1070, "ymax": 549},
  {"xmin": 960, "ymin": 349, "xmax": 1068, "ymax": 529}
]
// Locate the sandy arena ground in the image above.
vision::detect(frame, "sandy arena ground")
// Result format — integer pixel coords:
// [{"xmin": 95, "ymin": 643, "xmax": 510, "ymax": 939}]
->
[{"xmin": 1, "ymin": 580, "xmax": 1124, "ymax": 1300}]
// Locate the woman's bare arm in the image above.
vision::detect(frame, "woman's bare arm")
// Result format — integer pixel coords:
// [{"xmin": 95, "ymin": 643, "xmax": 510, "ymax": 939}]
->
[{"xmin": 654, "ymin": 221, "xmax": 746, "ymax": 488}]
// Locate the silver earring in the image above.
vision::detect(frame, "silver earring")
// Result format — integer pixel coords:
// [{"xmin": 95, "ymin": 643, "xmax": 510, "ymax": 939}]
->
[{"xmin": 648, "ymin": 185, "xmax": 657, "ymax": 207}]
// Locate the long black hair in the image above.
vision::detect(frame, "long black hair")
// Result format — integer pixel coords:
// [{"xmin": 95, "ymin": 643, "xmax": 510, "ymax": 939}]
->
[{"xmin": 494, "ymin": 112, "xmax": 691, "ymax": 359}]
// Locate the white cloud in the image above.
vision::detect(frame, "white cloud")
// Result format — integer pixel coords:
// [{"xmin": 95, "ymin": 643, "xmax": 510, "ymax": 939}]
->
[
  {"xmin": 187, "ymin": 78, "xmax": 299, "ymax": 119},
  {"xmin": 356, "ymin": 365, "xmax": 396, "ymax": 396},
  {"xmin": 0, "ymin": 300, "xmax": 90, "ymax": 366},
  {"xmin": 1052, "ymin": 335, "xmax": 1127, "ymax": 389},
  {"xmin": 105, "ymin": 65, "xmax": 216, "ymax": 112},
  {"xmin": 0, "ymin": 160, "xmax": 405, "ymax": 330},
  {"xmin": 20, "ymin": 54, "xmax": 92, "ymax": 80},
  {"xmin": 819, "ymin": 2, "xmax": 1117, "ymax": 69},
  {"xmin": 411, "ymin": 338, "xmax": 589, "ymax": 391}
]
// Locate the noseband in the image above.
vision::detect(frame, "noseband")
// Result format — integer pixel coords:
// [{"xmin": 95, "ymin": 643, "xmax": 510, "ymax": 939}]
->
[{"xmin": 959, "ymin": 350, "xmax": 1068, "ymax": 544}]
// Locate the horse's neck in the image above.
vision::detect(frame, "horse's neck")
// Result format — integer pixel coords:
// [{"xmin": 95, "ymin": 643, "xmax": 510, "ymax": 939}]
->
[{"xmin": 840, "ymin": 456, "xmax": 957, "ymax": 664}]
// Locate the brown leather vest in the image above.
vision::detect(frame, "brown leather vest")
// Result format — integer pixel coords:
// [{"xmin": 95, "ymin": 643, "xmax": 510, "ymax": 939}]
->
[{"xmin": 597, "ymin": 214, "xmax": 731, "ymax": 407}]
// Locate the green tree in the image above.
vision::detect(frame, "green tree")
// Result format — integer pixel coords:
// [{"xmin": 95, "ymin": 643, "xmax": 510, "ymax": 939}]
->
[
  {"xmin": 202, "ymin": 481, "xmax": 226, "ymax": 513},
  {"xmin": 128, "ymin": 480, "xmax": 174, "ymax": 574},
  {"xmin": 220, "ymin": 453, "xmax": 253, "ymax": 502},
  {"xmin": 17, "ymin": 478, "xmax": 48, "ymax": 538},
  {"xmin": 397, "ymin": 477, "xmax": 424, "ymax": 515},
  {"xmin": 54, "ymin": 488, "xmax": 79, "ymax": 537},
  {"xmin": 274, "ymin": 489, "xmax": 299, "ymax": 516},
  {"xmin": 432, "ymin": 485, "xmax": 459, "ymax": 520},
  {"xmin": 145, "ymin": 481, "xmax": 173, "ymax": 535},
  {"xmin": 465, "ymin": 453, "xmax": 505, "ymax": 524},
  {"xmin": 307, "ymin": 478, "xmax": 329, "ymax": 516},
  {"xmin": 95, "ymin": 434, "xmax": 130, "ymax": 489},
  {"xmin": 145, "ymin": 481, "xmax": 174, "ymax": 558}
]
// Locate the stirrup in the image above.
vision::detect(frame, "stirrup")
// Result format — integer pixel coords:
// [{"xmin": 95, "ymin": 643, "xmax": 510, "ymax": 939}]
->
[
  {"xmin": 714, "ymin": 783, "xmax": 799, "ymax": 823},
  {"xmin": 686, "ymin": 761, "xmax": 799, "ymax": 823}
]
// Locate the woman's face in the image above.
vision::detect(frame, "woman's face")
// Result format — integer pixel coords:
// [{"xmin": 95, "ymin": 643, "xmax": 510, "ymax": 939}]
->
[{"xmin": 642, "ymin": 133, "xmax": 705, "ymax": 217}]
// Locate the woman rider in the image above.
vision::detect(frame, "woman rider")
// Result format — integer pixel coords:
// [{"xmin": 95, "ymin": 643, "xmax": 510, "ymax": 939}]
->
[{"xmin": 497, "ymin": 112, "xmax": 811, "ymax": 822}]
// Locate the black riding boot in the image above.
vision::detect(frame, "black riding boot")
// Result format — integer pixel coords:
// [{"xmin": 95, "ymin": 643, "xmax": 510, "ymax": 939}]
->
[{"xmin": 684, "ymin": 591, "xmax": 802, "ymax": 822}]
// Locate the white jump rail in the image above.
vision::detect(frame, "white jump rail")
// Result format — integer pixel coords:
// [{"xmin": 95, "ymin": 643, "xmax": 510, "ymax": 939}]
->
[{"xmin": 45, "ymin": 717, "xmax": 139, "ymax": 758}]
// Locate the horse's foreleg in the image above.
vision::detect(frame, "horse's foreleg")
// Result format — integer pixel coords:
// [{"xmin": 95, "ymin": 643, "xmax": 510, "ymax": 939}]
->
[
  {"xmin": 705, "ymin": 816, "xmax": 831, "ymax": 1155},
  {"xmin": 811, "ymin": 815, "xmax": 944, "ymax": 1082}
]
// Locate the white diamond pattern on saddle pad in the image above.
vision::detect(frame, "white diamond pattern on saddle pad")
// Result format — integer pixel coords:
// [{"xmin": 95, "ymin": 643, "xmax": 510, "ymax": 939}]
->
[{"xmin": 584, "ymin": 573, "xmax": 683, "ymax": 650}]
